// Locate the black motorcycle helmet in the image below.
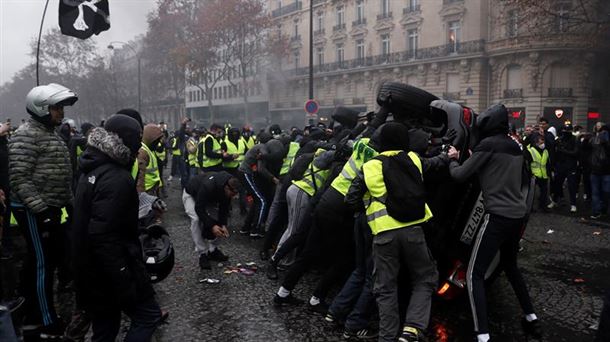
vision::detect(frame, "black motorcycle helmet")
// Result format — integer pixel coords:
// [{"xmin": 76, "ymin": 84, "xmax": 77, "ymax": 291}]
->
[{"xmin": 140, "ymin": 224, "xmax": 175, "ymax": 283}]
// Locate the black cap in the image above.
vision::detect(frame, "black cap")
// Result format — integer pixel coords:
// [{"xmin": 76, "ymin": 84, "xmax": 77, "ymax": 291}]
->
[
  {"xmin": 104, "ymin": 114, "xmax": 143, "ymax": 156},
  {"xmin": 116, "ymin": 108, "xmax": 143, "ymax": 128}
]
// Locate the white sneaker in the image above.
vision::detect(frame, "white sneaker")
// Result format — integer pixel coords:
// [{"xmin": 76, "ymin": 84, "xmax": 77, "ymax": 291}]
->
[
  {"xmin": 583, "ymin": 194, "xmax": 588, "ymax": 201},
  {"xmin": 167, "ymin": 175, "xmax": 173, "ymax": 181},
  {"xmin": 570, "ymin": 205, "xmax": 577, "ymax": 213},
  {"xmin": 547, "ymin": 201, "xmax": 557, "ymax": 209}
]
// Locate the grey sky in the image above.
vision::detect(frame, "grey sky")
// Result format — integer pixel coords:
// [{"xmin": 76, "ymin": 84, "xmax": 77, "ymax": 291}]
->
[{"xmin": 0, "ymin": 0, "xmax": 158, "ymax": 86}]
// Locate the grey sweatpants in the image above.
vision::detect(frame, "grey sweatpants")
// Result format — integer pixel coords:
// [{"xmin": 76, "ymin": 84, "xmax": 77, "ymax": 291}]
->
[
  {"xmin": 372, "ymin": 226, "xmax": 438, "ymax": 341},
  {"xmin": 274, "ymin": 184, "xmax": 310, "ymax": 263}
]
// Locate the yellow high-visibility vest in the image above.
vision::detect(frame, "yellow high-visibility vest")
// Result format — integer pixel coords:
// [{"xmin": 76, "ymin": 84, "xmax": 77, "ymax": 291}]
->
[
  {"xmin": 141, "ymin": 143, "xmax": 161, "ymax": 191},
  {"xmin": 293, "ymin": 148, "xmax": 330, "ymax": 196},
  {"xmin": 241, "ymin": 136, "xmax": 255, "ymax": 150},
  {"xmin": 528, "ymin": 146, "xmax": 549, "ymax": 179},
  {"xmin": 171, "ymin": 137, "xmax": 181, "ymax": 156},
  {"xmin": 331, "ymin": 138, "xmax": 377, "ymax": 196},
  {"xmin": 223, "ymin": 138, "xmax": 246, "ymax": 169},
  {"xmin": 280, "ymin": 141, "xmax": 300, "ymax": 176},
  {"xmin": 201, "ymin": 135, "xmax": 223, "ymax": 168},
  {"xmin": 131, "ymin": 160, "xmax": 139, "ymax": 180},
  {"xmin": 363, "ymin": 150, "xmax": 433, "ymax": 235}
]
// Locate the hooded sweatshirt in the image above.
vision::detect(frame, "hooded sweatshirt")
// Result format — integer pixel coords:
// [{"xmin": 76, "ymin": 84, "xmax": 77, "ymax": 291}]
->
[{"xmin": 449, "ymin": 104, "xmax": 528, "ymax": 219}]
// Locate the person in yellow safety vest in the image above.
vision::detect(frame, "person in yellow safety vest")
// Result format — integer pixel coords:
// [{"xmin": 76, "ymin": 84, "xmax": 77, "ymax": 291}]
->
[
  {"xmin": 186, "ymin": 135, "xmax": 199, "ymax": 176},
  {"xmin": 265, "ymin": 148, "xmax": 335, "ymax": 278},
  {"xmin": 222, "ymin": 128, "xmax": 245, "ymax": 174},
  {"xmin": 169, "ymin": 134, "xmax": 182, "ymax": 181},
  {"xmin": 199, "ymin": 124, "xmax": 226, "ymax": 173},
  {"xmin": 525, "ymin": 133, "xmax": 550, "ymax": 211},
  {"xmin": 241, "ymin": 126, "xmax": 256, "ymax": 150},
  {"xmin": 344, "ymin": 122, "xmax": 458, "ymax": 342},
  {"xmin": 137, "ymin": 124, "xmax": 164, "ymax": 196}
]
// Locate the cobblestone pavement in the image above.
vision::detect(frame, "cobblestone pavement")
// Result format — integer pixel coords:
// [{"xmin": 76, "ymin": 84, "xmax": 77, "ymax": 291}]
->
[
  {"xmin": 1, "ymin": 178, "xmax": 608, "ymax": 342},
  {"xmin": 151, "ymin": 180, "xmax": 609, "ymax": 342}
]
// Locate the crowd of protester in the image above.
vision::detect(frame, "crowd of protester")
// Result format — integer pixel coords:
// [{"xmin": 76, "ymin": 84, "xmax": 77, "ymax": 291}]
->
[{"xmin": 0, "ymin": 82, "xmax": 608, "ymax": 342}]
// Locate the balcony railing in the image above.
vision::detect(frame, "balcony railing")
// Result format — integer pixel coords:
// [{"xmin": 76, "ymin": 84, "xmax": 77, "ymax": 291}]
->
[
  {"xmin": 352, "ymin": 18, "xmax": 367, "ymax": 26},
  {"xmin": 271, "ymin": 1, "xmax": 302, "ymax": 18},
  {"xmin": 443, "ymin": 92, "xmax": 461, "ymax": 101},
  {"xmin": 290, "ymin": 34, "xmax": 302, "ymax": 43},
  {"xmin": 333, "ymin": 23, "xmax": 346, "ymax": 32},
  {"xmin": 548, "ymin": 88, "xmax": 573, "ymax": 97},
  {"xmin": 284, "ymin": 39, "xmax": 485, "ymax": 77},
  {"xmin": 503, "ymin": 89, "xmax": 523, "ymax": 98},
  {"xmin": 377, "ymin": 12, "xmax": 393, "ymax": 20},
  {"xmin": 403, "ymin": 5, "xmax": 421, "ymax": 14}
]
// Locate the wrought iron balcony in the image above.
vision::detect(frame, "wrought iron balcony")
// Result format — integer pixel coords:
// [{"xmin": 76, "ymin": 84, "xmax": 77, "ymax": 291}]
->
[
  {"xmin": 377, "ymin": 12, "xmax": 393, "ymax": 20},
  {"xmin": 284, "ymin": 39, "xmax": 485, "ymax": 77},
  {"xmin": 443, "ymin": 92, "xmax": 461, "ymax": 101},
  {"xmin": 403, "ymin": 5, "xmax": 421, "ymax": 14},
  {"xmin": 333, "ymin": 23, "xmax": 346, "ymax": 32},
  {"xmin": 352, "ymin": 18, "xmax": 367, "ymax": 26},
  {"xmin": 548, "ymin": 88, "xmax": 573, "ymax": 97},
  {"xmin": 271, "ymin": 1, "xmax": 302, "ymax": 18},
  {"xmin": 503, "ymin": 89, "xmax": 523, "ymax": 98}
]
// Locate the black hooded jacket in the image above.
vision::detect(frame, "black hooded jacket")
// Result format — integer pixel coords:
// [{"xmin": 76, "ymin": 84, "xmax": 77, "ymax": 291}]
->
[
  {"xmin": 185, "ymin": 171, "xmax": 232, "ymax": 239},
  {"xmin": 70, "ymin": 126, "xmax": 153, "ymax": 314},
  {"xmin": 449, "ymin": 104, "xmax": 528, "ymax": 219}
]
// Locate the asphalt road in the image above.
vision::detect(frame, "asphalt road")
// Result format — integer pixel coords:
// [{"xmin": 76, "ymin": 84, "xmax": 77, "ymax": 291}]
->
[{"xmin": 2, "ymin": 177, "xmax": 608, "ymax": 341}]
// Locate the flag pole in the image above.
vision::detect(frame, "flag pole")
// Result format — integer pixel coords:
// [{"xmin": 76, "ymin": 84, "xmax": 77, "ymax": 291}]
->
[{"xmin": 36, "ymin": 0, "xmax": 51, "ymax": 86}]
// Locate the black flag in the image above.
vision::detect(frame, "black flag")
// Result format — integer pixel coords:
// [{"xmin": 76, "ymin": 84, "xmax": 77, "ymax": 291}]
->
[{"xmin": 59, "ymin": 0, "xmax": 110, "ymax": 40}]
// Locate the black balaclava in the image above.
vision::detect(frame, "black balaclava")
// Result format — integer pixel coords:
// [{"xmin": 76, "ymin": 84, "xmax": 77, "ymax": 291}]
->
[
  {"xmin": 116, "ymin": 108, "xmax": 143, "ymax": 129},
  {"xmin": 104, "ymin": 114, "xmax": 143, "ymax": 158},
  {"xmin": 81, "ymin": 122, "xmax": 95, "ymax": 136},
  {"xmin": 228, "ymin": 127, "xmax": 240, "ymax": 145}
]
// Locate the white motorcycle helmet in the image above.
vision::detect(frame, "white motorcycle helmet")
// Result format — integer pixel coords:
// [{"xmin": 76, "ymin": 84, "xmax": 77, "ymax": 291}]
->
[{"xmin": 26, "ymin": 83, "xmax": 78, "ymax": 117}]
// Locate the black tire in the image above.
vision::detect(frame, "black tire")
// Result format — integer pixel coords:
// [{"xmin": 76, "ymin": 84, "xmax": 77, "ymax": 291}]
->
[{"xmin": 377, "ymin": 82, "xmax": 439, "ymax": 120}]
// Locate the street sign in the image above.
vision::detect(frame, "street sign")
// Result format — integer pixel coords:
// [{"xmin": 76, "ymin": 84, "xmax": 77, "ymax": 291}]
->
[{"xmin": 304, "ymin": 99, "xmax": 319, "ymax": 115}]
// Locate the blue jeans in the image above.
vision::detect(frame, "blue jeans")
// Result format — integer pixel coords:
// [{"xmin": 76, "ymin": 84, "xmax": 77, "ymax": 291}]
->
[
  {"xmin": 328, "ymin": 257, "xmax": 376, "ymax": 331},
  {"xmin": 590, "ymin": 174, "xmax": 610, "ymax": 215},
  {"xmin": 0, "ymin": 308, "xmax": 18, "ymax": 342},
  {"xmin": 91, "ymin": 296, "xmax": 162, "ymax": 342}
]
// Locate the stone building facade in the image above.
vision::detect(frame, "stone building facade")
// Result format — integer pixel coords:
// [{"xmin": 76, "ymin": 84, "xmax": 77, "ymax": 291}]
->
[{"xmin": 267, "ymin": 0, "xmax": 610, "ymax": 130}]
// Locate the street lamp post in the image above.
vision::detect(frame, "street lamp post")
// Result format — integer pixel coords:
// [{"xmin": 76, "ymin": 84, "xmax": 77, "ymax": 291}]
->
[{"xmin": 108, "ymin": 41, "xmax": 141, "ymax": 113}]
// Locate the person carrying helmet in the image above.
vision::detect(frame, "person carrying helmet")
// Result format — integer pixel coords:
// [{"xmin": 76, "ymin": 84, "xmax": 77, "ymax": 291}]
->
[
  {"xmin": 9, "ymin": 83, "xmax": 77, "ymax": 338},
  {"xmin": 137, "ymin": 124, "xmax": 164, "ymax": 196},
  {"xmin": 70, "ymin": 114, "xmax": 162, "ymax": 342},
  {"xmin": 198, "ymin": 124, "xmax": 225, "ymax": 173},
  {"xmin": 183, "ymin": 171, "xmax": 241, "ymax": 270}
]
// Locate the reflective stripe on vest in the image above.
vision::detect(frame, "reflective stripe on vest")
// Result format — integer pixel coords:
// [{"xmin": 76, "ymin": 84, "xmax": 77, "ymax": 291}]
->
[
  {"xmin": 60, "ymin": 207, "xmax": 68, "ymax": 224},
  {"xmin": 528, "ymin": 146, "xmax": 548, "ymax": 179},
  {"xmin": 280, "ymin": 142, "xmax": 300, "ymax": 175},
  {"xmin": 187, "ymin": 139, "xmax": 198, "ymax": 167},
  {"xmin": 292, "ymin": 148, "xmax": 330, "ymax": 196},
  {"xmin": 202, "ymin": 135, "xmax": 223, "ymax": 168},
  {"xmin": 171, "ymin": 138, "xmax": 181, "ymax": 156},
  {"xmin": 131, "ymin": 160, "xmax": 139, "ymax": 180},
  {"xmin": 141, "ymin": 143, "xmax": 161, "ymax": 191},
  {"xmin": 331, "ymin": 138, "xmax": 377, "ymax": 196},
  {"xmin": 363, "ymin": 150, "xmax": 433, "ymax": 235},
  {"xmin": 76, "ymin": 145, "xmax": 84, "ymax": 157},
  {"xmin": 242, "ymin": 136, "xmax": 255, "ymax": 150},
  {"xmin": 223, "ymin": 138, "xmax": 246, "ymax": 169}
]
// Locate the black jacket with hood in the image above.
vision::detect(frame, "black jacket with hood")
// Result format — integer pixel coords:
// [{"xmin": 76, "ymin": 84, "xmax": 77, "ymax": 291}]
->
[
  {"xmin": 185, "ymin": 171, "xmax": 232, "ymax": 239},
  {"xmin": 449, "ymin": 104, "xmax": 528, "ymax": 219},
  {"xmin": 70, "ymin": 120, "xmax": 153, "ymax": 314}
]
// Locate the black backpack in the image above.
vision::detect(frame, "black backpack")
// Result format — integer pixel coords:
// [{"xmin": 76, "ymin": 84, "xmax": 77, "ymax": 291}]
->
[{"xmin": 374, "ymin": 152, "xmax": 426, "ymax": 222}]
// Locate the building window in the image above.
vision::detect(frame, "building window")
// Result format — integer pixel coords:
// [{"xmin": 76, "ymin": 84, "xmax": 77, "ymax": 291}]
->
[
  {"xmin": 316, "ymin": 12, "xmax": 324, "ymax": 31},
  {"xmin": 336, "ymin": 43, "xmax": 345, "ymax": 63},
  {"xmin": 507, "ymin": 10, "xmax": 518, "ymax": 37},
  {"xmin": 317, "ymin": 47, "xmax": 325, "ymax": 66},
  {"xmin": 381, "ymin": 34, "xmax": 390, "ymax": 55},
  {"xmin": 556, "ymin": 2, "xmax": 570, "ymax": 32},
  {"xmin": 445, "ymin": 73, "xmax": 460, "ymax": 100},
  {"xmin": 407, "ymin": 29, "xmax": 418, "ymax": 58},
  {"xmin": 409, "ymin": 0, "xmax": 419, "ymax": 7},
  {"xmin": 381, "ymin": 0, "xmax": 390, "ymax": 17},
  {"xmin": 356, "ymin": 0, "xmax": 364, "ymax": 22},
  {"xmin": 336, "ymin": 6, "xmax": 345, "ymax": 26},
  {"xmin": 294, "ymin": 53, "xmax": 300, "ymax": 69},
  {"xmin": 448, "ymin": 20, "xmax": 461, "ymax": 53},
  {"xmin": 293, "ymin": 21, "xmax": 299, "ymax": 38},
  {"xmin": 356, "ymin": 39, "xmax": 365, "ymax": 60}
]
